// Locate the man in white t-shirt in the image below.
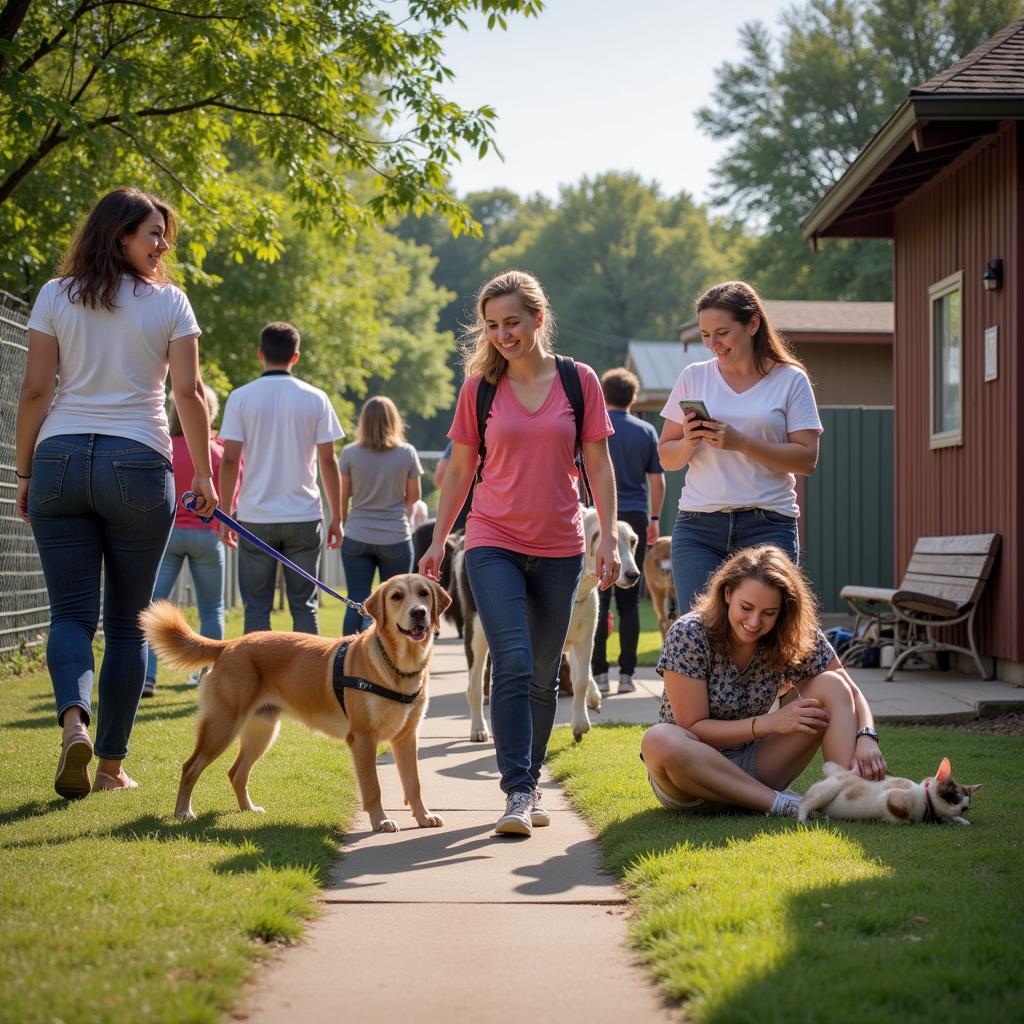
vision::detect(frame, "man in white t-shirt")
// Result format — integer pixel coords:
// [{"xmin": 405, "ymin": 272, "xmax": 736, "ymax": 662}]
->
[{"xmin": 218, "ymin": 322, "xmax": 344, "ymax": 634}]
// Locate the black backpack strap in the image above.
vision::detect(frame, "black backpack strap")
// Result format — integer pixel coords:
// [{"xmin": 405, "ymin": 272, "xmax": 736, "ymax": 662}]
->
[
  {"xmin": 474, "ymin": 376, "xmax": 497, "ymax": 484},
  {"xmin": 554, "ymin": 354, "xmax": 593, "ymax": 506}
]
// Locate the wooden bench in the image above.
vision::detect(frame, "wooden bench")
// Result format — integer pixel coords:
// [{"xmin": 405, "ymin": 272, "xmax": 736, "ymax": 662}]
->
[{"xmin": 839, "ymin": 533, "xmax": 1001, "ymax": 681}]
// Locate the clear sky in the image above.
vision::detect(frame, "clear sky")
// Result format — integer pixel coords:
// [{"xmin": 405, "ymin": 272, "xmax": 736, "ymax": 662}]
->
[{"xmin": 439, "ymin": 0, "xmax": 794, "ymax": 204}]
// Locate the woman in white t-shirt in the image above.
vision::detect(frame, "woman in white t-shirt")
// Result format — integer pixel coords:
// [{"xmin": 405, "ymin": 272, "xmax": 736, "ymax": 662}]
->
[
  {"xmin": 659, "ymin": 281, "xmax": 822, "ymax": 612},
  {"xmin": 14, "ymin": 188, "xmax": 218, "ymax": 800}
]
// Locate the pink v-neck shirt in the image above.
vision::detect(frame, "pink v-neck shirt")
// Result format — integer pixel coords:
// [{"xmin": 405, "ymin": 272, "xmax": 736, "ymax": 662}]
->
[{"xmin": 449, "ymin": 363, "xmax": 612, "ymax": 557}]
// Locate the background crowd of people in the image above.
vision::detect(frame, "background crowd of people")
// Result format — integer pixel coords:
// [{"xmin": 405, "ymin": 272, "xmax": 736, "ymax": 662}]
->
[{"xmin": 15, "ymin": 187, "xmax": 883, "ymax": 829}]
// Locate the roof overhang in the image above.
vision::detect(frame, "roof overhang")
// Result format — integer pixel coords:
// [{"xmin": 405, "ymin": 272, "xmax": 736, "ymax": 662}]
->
[{"xmin": 801, "ymin": 95, "xmax": 1024, "ymax": 244}]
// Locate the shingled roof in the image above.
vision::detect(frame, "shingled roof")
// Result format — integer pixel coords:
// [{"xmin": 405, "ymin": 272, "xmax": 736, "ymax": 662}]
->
[
  {"xmin": 802, "ymin": 17, "xmax": 1024, "ymax": 242},
  {"xmin": 912, "ymin": 17, "xmax": 1024, "ymax": 95}
]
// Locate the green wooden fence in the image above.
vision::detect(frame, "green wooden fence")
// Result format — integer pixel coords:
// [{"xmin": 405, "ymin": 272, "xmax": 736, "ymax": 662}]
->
[{"xmin": 802, "ymin": 407, "xmax": 894, "ymax": 613}]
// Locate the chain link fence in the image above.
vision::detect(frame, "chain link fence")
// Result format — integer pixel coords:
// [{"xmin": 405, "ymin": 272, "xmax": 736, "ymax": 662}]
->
[{"xmin": 0, "ymin": 290, "xmax": 49, "ymax": 655}]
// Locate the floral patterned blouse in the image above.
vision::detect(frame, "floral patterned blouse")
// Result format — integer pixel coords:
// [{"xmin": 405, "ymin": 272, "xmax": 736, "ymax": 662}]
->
[{"xmin": 656, "ymin": 613, "xmax": 836, "ymax": 743}]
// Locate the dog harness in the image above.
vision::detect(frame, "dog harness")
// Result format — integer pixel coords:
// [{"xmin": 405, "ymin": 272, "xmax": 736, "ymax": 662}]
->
[{"xmin": 332, "ymin": 641, "xmax": 422, "ymax": 716}]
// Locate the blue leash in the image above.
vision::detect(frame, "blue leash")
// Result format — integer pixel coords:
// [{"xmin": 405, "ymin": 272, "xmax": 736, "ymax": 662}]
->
[{"xmin": 181, "ymin": 491, "xmax": 367, "ymax": 619}]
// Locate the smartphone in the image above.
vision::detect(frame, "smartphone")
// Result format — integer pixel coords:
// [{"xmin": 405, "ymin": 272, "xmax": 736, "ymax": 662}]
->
[{"xmin": 678, "ymin": 399, "xmax": 711, "ymax": 423}]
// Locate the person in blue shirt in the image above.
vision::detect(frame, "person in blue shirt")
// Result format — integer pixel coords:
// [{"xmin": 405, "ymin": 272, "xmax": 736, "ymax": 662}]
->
[{"xmin": 593, "ymin": 368, "xmax": 665, "ymax": 693}]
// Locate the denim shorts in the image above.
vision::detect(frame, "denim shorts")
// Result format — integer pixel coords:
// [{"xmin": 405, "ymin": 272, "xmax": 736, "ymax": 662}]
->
[{"xmin": 644, "ymin": 740, "xmax": 760, "ymax": 812}]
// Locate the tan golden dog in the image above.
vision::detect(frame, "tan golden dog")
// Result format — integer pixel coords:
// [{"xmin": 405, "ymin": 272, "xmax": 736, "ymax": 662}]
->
[
  {"xmin": 140, "ymin": 574, "xmax": 450, "ymax": 832},
  {"xmin": 643, "ymin": 536, "xmax": 677, "ymax": 637}
]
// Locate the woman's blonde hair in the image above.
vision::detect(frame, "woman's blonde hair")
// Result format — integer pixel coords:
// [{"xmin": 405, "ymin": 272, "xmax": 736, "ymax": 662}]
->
[
  {"xmin": 356, "ymin": 395, "xmax": 406, "ymax": 452},
  {"xmin": 168, "ymin": 386, "xmax": 220, "ymax": 438},
  {"xmin": 461, "ymin": 269, "xmax": 556, "ymax": 384},
  {"xmin": 696, "ymin": 280, "xmax": 808, "ymax": 378},
  {"xmin": 693, "ymin": 545, "xmax": 819, "ymax": 673}
]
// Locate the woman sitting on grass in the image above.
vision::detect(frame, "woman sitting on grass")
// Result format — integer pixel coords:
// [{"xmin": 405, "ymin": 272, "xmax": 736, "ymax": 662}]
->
[{"xmin": 641, "ymin": 545, "xmax": 886, "ymax": 818}]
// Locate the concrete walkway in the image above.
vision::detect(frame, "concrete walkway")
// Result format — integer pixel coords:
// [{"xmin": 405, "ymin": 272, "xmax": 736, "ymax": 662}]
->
[
  {"xmin": 242, "ymin": 632, "xmax": 674, "ymax": 1023},
  {"xmin": 242, "ymin": 631, "xmax": 1023, "ymax": 1023}
]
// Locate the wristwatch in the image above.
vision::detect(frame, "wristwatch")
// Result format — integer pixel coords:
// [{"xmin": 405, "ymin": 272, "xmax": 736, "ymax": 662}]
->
[{"xmin": 856, "ymin": 726, "xmax": 879, "ymax": 743}]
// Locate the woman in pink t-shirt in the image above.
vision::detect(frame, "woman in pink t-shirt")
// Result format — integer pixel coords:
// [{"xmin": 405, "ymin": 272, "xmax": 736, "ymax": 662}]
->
[{"xmin": 419, "ymin": 270, "xmax": 620, "ymax": 837}]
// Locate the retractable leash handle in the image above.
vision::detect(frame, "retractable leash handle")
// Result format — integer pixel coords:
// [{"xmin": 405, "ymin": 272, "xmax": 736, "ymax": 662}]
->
[{"xmin": 179, "ymin": 492, "xmax": 367, "ymax": 619}]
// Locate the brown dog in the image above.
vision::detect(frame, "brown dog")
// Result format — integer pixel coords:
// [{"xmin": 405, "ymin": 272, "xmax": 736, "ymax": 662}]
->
[
  {"xmin": 643, "ymin": 536, "xmax": 677, "ymax": 637},
  {"xmin": 140, "ymin": 574, "xmax": 451, "ymax": 832}
]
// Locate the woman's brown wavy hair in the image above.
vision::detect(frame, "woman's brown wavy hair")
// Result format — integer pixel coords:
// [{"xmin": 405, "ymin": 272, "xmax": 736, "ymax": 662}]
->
[
  {"xmin": 58, "ymin": 187, "xmax": 178, "ymax": 311},
  {"xmin": 696, "ymin": 280, "xmax": 808, "ymax": 379},
  {"xmin": 693, "ymin": 545, "xmax": 819, "ymax": 673}
]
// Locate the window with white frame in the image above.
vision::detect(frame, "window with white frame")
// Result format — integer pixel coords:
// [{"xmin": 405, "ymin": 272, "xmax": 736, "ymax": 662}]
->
[{"xmin": 929, "ymin": 271, "xmax": 963, "ymax": 448}]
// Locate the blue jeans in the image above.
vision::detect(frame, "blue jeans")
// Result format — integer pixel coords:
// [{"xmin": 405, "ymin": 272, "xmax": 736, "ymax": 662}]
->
[
  {"xmin": 28, "ymin": 434, "xmax": 174, "ymax": 760},
  {"xmin": 146, "ymin": 527, "xmax": 225, "ymax": 682},
  {"xmin": 465, "ymin": 546, "xmax": 584, "ymax": 795},
  {"xmin": 671, "ymin": 508, "xmax": 799, "ymax": 613},
  {"xmin": 237, "ymin": 519, "xmax": 323, "ymax": 634},
  {"xmin": 340, "ymin": 535, "xmax": 414, "ymax": 634}
]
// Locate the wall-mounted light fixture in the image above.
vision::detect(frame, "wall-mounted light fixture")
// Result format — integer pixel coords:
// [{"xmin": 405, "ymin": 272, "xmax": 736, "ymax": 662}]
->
[{"xmin": 982, "ymin": 259, "xmax": 1003, "ymax": 292}]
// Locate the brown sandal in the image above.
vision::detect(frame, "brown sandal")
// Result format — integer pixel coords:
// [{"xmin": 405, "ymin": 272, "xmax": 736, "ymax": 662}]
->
[{"xmin": 54, "ymin": 734, "xmax": 93, "ymax": 799}]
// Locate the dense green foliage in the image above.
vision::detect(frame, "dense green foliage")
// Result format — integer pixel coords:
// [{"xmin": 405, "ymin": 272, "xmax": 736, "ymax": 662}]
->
[
  {"xmin": 698, "ymin": 0, "xmax": 1022, "ymax": 299},
  {"xmin": 190, "ymin": 190, "xmax": 457, "ymax": 429},
  {"xmin": 0, "ymin": 0, "xmax": 543, "ymax": 291}
]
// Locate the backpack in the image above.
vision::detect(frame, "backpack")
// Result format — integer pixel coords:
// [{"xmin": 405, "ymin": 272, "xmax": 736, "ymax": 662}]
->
[{"xmin": 475, "ymin": 353, "xmax": 593, "ymax": 505}]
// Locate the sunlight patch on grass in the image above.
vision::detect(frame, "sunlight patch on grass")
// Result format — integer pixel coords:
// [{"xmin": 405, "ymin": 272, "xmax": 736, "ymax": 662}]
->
[{"xmin": 547, "ymin": 722, "xmax": 1024, "ymax": 1023}]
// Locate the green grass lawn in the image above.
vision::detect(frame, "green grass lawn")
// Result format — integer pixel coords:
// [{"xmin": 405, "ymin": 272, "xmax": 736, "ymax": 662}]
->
[
  {"xmin": 0, "ymin": 598, "xmax": 356, "ymax": 1024},
  {"xmin": 547, "ymin": 724, "xmax": 1023, "ymax": 1024}
]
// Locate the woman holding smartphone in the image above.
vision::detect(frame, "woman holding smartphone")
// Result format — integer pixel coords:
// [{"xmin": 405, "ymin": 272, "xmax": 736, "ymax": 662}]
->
[{"xmin": 658, "ymin": 280, "xmax": 822, "ymax": 611}]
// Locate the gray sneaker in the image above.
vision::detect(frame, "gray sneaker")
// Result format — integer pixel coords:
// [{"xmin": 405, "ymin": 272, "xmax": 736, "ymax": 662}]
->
[
  {"xmin": 769, "ymin": 790, "xmax": 802, "ymax": 818},
  {"xmin": 595, "ymin": 671, "xmax": 610, "ymax": 695},
  {"xmin": 617, "ymin": 674, "xmax": 635, "ymax": 694},
  {"xmin": 531, "ymin": 788, "xmax": 551, "ymax": 827},
  {"xmin": 495, "ymin": 791, "xmax": 533, "ymax": 836}
]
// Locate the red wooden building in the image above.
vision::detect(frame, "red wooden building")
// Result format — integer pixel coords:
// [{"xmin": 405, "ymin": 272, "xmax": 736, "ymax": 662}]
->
[{"xmin": 803, "ymin": 17, "xmax": 1024, "ymax": 680}]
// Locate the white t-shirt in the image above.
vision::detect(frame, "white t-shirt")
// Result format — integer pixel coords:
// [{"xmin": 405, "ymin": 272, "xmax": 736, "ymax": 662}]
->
[
  {"xmin": 28, "ymin": 276, "xmax": 200, "ymax": 461},
  {"xmin": 660, "ymin": 359, "xmax": 822, "ymax": 516},
  {"xmin": 219, "ymin": 373, "xmax": 344, "ymax": 523}
]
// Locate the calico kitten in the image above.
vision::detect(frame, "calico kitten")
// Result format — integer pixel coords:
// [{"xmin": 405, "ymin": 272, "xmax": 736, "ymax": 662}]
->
[{"xmin": 798, "ymin": 757, "xmax": 980, "ymax": 826}]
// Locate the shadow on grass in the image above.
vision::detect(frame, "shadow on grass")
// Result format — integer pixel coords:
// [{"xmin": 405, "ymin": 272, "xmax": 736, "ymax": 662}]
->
[
  {"xmin": 9, "ymin": 688, "xmax": 198, "ymax": 730},
  {"xmin": 4, "ymin": 809, "xmax": 345, "ymax": 885},
  {"xmin": 0, "ymin": 797, "xmax": 67, "ymax": 827}
]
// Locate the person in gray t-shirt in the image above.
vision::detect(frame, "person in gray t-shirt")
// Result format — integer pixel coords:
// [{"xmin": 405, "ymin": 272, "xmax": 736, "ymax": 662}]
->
[{"xmin": 339, "ymin": 396, "xmax": 423, "ymax": 633}]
